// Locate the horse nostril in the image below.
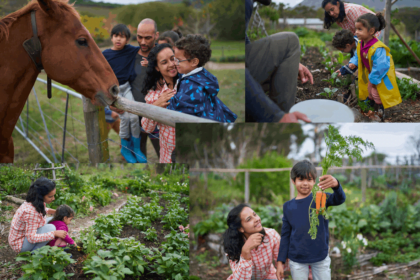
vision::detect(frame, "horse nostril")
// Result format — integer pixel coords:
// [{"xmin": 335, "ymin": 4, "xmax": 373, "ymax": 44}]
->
[{"xmin": 109, "ymin": 85, "xmax": 119, "ymax": 96}]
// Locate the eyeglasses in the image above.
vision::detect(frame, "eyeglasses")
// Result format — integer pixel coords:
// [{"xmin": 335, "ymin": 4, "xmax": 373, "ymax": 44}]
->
[{"xmin": 173, "ymin": 57, "xmax": 191, "ymax": 65}]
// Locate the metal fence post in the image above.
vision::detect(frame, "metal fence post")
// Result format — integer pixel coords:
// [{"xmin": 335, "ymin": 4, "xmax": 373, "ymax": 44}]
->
[
  {"xmin": 245, "ymin": 171, "xmax": 250, "ymax": 203},
  {"xmin": 82, "ymin": 97, "xmax": 110, "ymax": 164},
  {"xmin": 361, "ymin": 168, "xmax": 367, "ymax": 203},
  {"xmin": 290, "ymin": 178, "xmax": 295, "ymax": 200}
]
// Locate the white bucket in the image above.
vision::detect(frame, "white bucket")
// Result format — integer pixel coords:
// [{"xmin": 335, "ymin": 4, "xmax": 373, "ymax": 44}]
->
[{"xmin": 289, "ymin": 99, "xmax": 354, "ymax": 123}]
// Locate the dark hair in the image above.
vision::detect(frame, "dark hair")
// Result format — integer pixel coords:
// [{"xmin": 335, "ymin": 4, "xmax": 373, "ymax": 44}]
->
[
  {"xmin": 223, "ymin": 204, "xmax": 267, "ymax": 263},
  {"xmin": 26, "ymin": 177, "xmax": 56, "ymax": 216},
  {"xmin": 141, "ymin": 43, "xmax": 179, "ymax": 94},
  {"xmin": 175, "ymin": 34, "xmax": 211, "ymax": 67},
  {"xmin": 356, "ymin": 12, "xmax": 386, "ymax": 33},
  {"xmin": 332, "ymin": 29, "xmax": 355, "ymax": 49},
  {"xmin": 172, "ymin": 28, "xmax": 182, "ymax": 39},
  {"xmin": 322, "ymin": 0, "xmax": 346, "ymax": 30},
  {"xmin": 291, "ymin": 160, "xmax": 317, "ymax": 182},
  {"xmin": 111, "ymin": 24, "xmax": 131, "ymax": 40},
  {"xmin": 49, "ymin": 204, "xmax": 75, "ymax": 223},
  {"xmin": 158, "ymin": 31, "xmax": 181, "ymax": 46}
]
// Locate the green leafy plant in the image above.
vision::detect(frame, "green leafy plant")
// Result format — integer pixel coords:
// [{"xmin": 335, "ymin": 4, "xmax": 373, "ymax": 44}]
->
[
  {"xmin": 83, "ymin": 250, "xmax": 133, "ymax": 280},
  {"xmin": 397, "ymin": 77, "xmax": 420, "ymax": 101},
  {"xmin": 339, "ymin": 233, "xmax": 368, "ymax": 271},
  {"xmin": 142, "ymin": 227, "xmax": 158, "ymax": 241},
  {"xmin": 152, "ymin": 251, "xmax": 190, "ymax": 280},
  {"xmin": 308, "ymin": 125, "xmax": 374, "ymax": 239},
  {"xmin": 318, "ymin": 87, "xmax": 338, "ymax": 99},
  {"xmin": 0, "ymin": 165, "xmax": 32, "ymax": 195},
  {"xmin": 160, "ymin": 230, "xmax": 189, "ymax": 256},
  {"xmin": 322, "ymin": 72, "xmax": 341, "ymax": 87},
  {"xmin": 357, "ymin": 99, "xmax": 374, "ymax": 113},
  {"xmin": 92, "ymin": 212, "xmax": 122, "ymax": 238},
  {"xmin": 16, "ymin": 246, "xmax": 75, "ymax": 280}
]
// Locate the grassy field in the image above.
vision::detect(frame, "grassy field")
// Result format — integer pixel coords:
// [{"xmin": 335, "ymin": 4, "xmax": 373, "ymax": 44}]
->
[
  {"xmin": 11, "ymin": 68, "xmax": 244, "ymax": 164},
  {"xmin": 210, "ymin": 40, "xmax": 245, "ymax": 59}
]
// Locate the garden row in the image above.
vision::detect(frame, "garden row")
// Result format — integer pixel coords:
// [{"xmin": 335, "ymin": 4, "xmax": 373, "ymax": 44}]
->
[{"xmin": 194, "ymin": 191, "xmax": 420, "ymax": 268}]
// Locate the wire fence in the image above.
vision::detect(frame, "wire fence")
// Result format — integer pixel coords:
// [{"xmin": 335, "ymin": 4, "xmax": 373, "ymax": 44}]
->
[{"xmin": 14, "ymin": 78, "xmax": 159, "ymax": 164}]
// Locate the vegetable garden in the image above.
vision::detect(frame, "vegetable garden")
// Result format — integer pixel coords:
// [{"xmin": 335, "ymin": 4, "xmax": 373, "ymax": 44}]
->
[
  {"xmin": 0, "ymin": 164, "xmax": 189, "ymax": 280},
  {"xmin": 189, "ymin": 126, "xmax": 420, "ymax": 280},
  {"xmin": 296, "ymin": 28, "xmax": 420, "ymax": 123}
]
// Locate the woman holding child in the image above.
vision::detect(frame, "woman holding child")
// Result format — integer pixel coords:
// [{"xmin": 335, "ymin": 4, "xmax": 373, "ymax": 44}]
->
[
  {"xmin": 224, "ymin": 161, "xmax": 346, "ymax": 280},
  {"xmin": 8, "ymin": 178, "xmax": 68, "ymax": 253}
]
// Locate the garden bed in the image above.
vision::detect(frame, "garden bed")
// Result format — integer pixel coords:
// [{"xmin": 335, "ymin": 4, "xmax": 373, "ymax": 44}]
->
[{"xmin": 298, "ymin": 46, "xmax": 420, "ymax": 122}]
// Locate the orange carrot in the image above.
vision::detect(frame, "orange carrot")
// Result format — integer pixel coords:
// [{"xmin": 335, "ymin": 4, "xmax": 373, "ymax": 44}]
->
[{"xmin": 316, "ymin": 191, "xmax": 327, "ymax": 215}]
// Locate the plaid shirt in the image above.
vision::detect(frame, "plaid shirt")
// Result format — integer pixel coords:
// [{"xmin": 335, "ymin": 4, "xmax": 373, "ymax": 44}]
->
[
  {"xmin": 9, "ymin": 202, "xmax": 54, "ymax": 253},
  {"xmin": 338, "ymin": 3, "xmax": 381, "ymax": 38},
  {"xmin": 227, "ymin": 228, "xmax": 280, "ymax": 280},
  {"xmin": 141, "ymin": 83, "xmax": 176, "ymax": 163}
]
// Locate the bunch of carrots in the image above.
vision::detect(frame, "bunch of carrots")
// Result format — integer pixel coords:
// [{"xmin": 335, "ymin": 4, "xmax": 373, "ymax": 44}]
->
[{"xmin": 307, "ymin": 125, "xmax": 374, "ymax": 240}]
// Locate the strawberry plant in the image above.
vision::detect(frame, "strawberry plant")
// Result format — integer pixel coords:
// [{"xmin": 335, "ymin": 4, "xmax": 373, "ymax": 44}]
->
[
  {"xmin": 16, "ymin": 246, "xmax": 75, "ymax": 280},
  {"xmin": 83, "ymin": 250, "xmax": 133, "ymax": 280},
  {"xmin": 130, "ymin": 216, "xmax": 152, "ymax": 231},
  {"xmin": 152, "ymin": 252, "xmax": 189, "ymax": 280},
  {"xmin": 93, "ymin": 212, "xmax": 122, "ymax": 238},
  {"xmin": 160, "ymin": 230, "xmax": 189, "ymax": 256},
  {"xmin": 308, "ymin": 125, "xmax": 374, "ymax": 239},
  {"xmin": 318, "ymin": 87, "xmax": 338, "ymax": 99}
]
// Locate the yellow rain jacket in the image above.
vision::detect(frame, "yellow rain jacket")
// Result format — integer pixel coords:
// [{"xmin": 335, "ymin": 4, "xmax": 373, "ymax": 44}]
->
[{"xmin": 357, "ymin": 40, "xmax": 402, "ymax": 109}]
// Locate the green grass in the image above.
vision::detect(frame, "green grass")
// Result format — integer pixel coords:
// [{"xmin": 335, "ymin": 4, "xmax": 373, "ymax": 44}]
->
[
  {"xmin": 11, "ymin": 69, "xmax": 244, "ymax": 163},
  {"xmin": 210, "ymin": 40, "xmax": 245, "ymax": 59},
  {"xmin": 211, "ymin": 69, "xmax": 245, "ymax": 122},
  {"xmin": 299, "ymin": 37, "xmax": 325, "ymax": 47},
  {"xmin": 74, "ymin": 5, "xmax": 117, "ymax": 17}
]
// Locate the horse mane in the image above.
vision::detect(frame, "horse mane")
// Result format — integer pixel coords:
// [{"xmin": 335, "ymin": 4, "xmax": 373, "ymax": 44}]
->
[{"xmin": 0, "ymin": 0, "xmax": 79, "ymax": 42}]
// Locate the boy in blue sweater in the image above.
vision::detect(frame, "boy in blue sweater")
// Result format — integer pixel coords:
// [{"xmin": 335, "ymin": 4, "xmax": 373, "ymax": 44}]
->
[
  {"xmin": 102, "ymin": 24, "xmax": 146, "ymax": 163},
  {"xmin": 276, "ymin": 160, "xmax": 346, "ymax": 280}
]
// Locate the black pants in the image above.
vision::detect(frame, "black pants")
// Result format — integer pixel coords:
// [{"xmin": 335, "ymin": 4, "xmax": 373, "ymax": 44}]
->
[{"xmin": 140, "ymin": 131, "xmax": 160, "ymax": 160}]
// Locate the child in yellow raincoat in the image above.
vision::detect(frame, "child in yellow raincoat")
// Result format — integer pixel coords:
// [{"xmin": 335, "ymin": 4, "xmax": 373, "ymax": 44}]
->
[{"xmin": 339, "ymin": 12, "xmax": 402, "ymax": 121}]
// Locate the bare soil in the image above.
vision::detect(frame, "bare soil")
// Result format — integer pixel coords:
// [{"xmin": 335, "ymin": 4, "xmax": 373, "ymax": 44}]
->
[{"xmin": 298, "ymin": 47, "xmax": 420, "ymax": 123}]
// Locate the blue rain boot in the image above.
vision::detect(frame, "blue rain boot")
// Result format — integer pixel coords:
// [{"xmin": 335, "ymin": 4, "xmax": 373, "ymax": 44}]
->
[
  {"xmin": 121, "ymin": 138, "xmax": 137, "ymax": 163},
  {"xmin": 132, "ymin": 136, "xmax": 147, "ymax": 163}
]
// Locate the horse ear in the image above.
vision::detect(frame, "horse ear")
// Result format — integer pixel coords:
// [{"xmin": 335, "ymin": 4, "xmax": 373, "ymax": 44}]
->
[{"xmin": 37, "ymin": 0, "xmax": 58, "ymax": 18}]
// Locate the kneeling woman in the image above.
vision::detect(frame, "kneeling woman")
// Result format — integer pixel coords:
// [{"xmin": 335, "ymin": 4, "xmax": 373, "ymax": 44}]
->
[
  {"xmin": 223, "ymin": 204, "xmax": 287, "ymax": 280},
  {"xmin": 9, "ymin": 177, "xmax": 67, "ymax": 253}
]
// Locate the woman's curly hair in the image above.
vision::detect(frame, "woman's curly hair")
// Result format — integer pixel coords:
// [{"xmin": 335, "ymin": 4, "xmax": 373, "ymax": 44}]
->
[
  {"xmin": 174, "ymin": 34, "xmax": 211, "ymax": 67},
  {"xmin": 322, "ymin": 0, "xmax": 346, "ymax": 30},
  {"xmin": 223, "ymin": 204, "xmax": 267, "ymax": 263},
  {"xmin": 26, "ymin": 177, "xmax": 56, "ymax": 216},
  {"xmin": 141, "ymin": 43, "xmax": 179, "ymax": 94}
]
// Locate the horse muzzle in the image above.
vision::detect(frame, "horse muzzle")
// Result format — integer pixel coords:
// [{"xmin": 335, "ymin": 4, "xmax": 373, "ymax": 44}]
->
[{"xmin": 93, "ymin": 85, "xmax": 119, "ymax": 106}]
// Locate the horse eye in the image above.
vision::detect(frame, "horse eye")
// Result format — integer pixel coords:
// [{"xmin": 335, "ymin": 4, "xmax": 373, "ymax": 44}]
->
[{"xmin": 76, "ymin": 38, "xmax": 88, "ymax": 46}]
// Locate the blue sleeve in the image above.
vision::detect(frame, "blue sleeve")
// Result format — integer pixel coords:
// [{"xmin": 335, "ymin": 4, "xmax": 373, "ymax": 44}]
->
[
  {"xmin": 369, "ymin": 48, "xmax": 390, "ymax": 85},
  {"xmin": 326, "ymin": 182, "xmax": 346, "ymax": 208},
  {"xmin": 349, "ymin": 50, "xmax": 358, "ymax": 66},
  {"xmin": 277, "ymin": 203, "xmax": 291, "ymax": 263},
  {"xmin": 104, "ymin": 107, "xmax": 112, "ymax": 116},
  {"xmin": 246, "ymin": 68, "xmax": 284, "ymax": 122}
]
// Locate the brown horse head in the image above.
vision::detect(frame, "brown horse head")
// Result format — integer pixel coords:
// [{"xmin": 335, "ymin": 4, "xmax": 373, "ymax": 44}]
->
[{"xmin": 0, "ymin": 0, "xmax": 120, "ymax": 162}]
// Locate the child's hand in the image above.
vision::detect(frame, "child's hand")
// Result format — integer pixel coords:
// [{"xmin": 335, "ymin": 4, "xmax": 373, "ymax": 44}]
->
[
  {"xmin": 154, "ymin": 89, "xmax": 176, "ymax": 108},
  {"xmin": 141, "ymin": 57, "xmax": 149, "ymax": 67},
  {"xmin": 349, "ymin": 63, "xmax": 356, "ymax": 70},
  {"xmin": 276, "ymin": 261, "xmax": 285, "ymax": 280},
  {"xmin": 318, "ymin": 175, "xmax": 339, "ymax": 190},
  {"xmin": 335, "ymin": 69, "xmax": 342, "ymax": 77}
]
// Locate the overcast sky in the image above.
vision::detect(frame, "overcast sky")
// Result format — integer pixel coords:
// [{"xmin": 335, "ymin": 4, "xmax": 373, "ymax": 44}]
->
[
  {"xmin": 290, "ymin": 123, "xmax": 420, "ymax": 164},
  {"xmin": 91, "ymin": 0, "xmax": 158, "ymax": 4},
  {"xmin": 272, "ymin": 0, "xmax": 302, "ymax": 8}
]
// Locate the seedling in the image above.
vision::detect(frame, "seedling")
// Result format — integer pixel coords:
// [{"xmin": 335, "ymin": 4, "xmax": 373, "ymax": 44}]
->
[
  {"xmin": 142, "ymin": 228, "xmax": 158, "ymax": 241},
  {"xmin": 318, "ymin": 87, "xmax": 338, "ymax": 99}
]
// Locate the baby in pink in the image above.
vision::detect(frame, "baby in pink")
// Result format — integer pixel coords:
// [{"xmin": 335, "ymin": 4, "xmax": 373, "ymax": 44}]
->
[{"xmin": 48, "ymin": 204, "xmax": 75, "ymax": 247}]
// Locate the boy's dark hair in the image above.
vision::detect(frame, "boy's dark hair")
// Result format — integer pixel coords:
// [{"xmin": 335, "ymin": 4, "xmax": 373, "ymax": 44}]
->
[
  {"xmin": 111, "ymin": 24, "xmax": 131, "ymax": 40},
  {"xmin": 49, "ymin": 204, "xmax": 75, "ymax": 224},
  {"xmin": 332, "ymin": 29, "xmax": 355, "ymax": 49},
  {"xmin": 356, "ymin": 12, "xmax": 386, "ymax": 33},
  {"xmin": 158, "ymin": 30, "xmax": 181, "ymax": 46},
  {"xmin": 322, "ymin": 0, "xmax": 346, "ymax": 30},
  {"xmin": 175, "ymin": 34, "xmax": 211, "ymax": 67},
  {"xmin": 291, "ymin": 160, "xmax": 317, "ymax": 182}
]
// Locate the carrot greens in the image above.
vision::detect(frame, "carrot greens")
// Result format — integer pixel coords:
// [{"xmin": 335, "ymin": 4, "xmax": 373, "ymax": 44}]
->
[{"xmin": 308, "ymin": 125, "xmax": 374, "ymax": 240}]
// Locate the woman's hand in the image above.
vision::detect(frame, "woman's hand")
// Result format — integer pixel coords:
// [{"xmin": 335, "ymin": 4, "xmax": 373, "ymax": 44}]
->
[
  {"xmin": 318, "ymin": 175, "xmax": 339, "ymax": 190},
  {"xmin": 241, "ymin": 233, "xmax": 263, "ymax": 260},
  {"xmin": 279, "ymin": 112, "xmax": 311, "ymax": 123},
  {"xmin": 276, "ymin": 261, "xmax": 284, "ymax": 280},
  {"xmin": 47, "ymin": 209, "xmax": 56, "ymax": 215},
  {"xmin": 349, "ymin": 63, "xmax": 356, "ymax": 70},
  {"xmin": 153, "ymin": 89, "xmax": 175, "ymax": 108},
  {"xmin": 54, "ymin": 230, "xmax": 67, "ymax": 239}
]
